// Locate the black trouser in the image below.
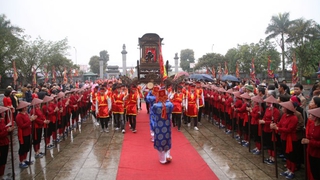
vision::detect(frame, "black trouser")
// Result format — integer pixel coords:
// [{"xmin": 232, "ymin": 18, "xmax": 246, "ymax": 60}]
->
[
  {"xmin": 100, "ymin": 117, "xmax": 109, "ymax": 129},
  {"xmin": 128, "ymin": 115, "xmax": 136, "ymax": 130},
  {"xmin": 226, "ymin": 113, "xmax": 231, "ymax": 127},
  {"xmin": 19, "ymin": 135, "xmax": 30, "ymax": 156},
  {"xmin": 33, "ymin": 128, "xmax": 43, "ymax": 145},
  {"xmin": 0, "ymin": 145, "xmax": 9, "ymax": 166},
  {"xmin": 145, "ymin": 99, "xmax": 150, "ymax": 113},
  {"xmin": 172, "ymin": 113, "xmax": 181, "ymax": 128},
  {"xmin": 282, "ymin": 140, "xmax": 299, "ymax": 163},
  {"xmin": 114, "ymin": 113, "xmax": 124, "ymax": 130},
  {"xmin": 309, "ymin": 155, "xmax": 320, "ymax": 180},
  {"xmin": 188, "ymin": 117, "xmax": 198, "ymax": 127},
  {"xmin": 197, "ymin": 107, "xmax": 203, "ymax": 122},
  {"xmin": 264, "ymin": 132, "xmax": 274, "ymax": 151},
  {"xmin": 251, "ymin": 124, "xmax": 260, "ymax": 143}
]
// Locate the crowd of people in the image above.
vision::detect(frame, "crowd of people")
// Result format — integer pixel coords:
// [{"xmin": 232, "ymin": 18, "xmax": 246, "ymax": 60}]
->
[{"xmin": 1, "ymin": 77, "xmax": 320, "ymax": 179}]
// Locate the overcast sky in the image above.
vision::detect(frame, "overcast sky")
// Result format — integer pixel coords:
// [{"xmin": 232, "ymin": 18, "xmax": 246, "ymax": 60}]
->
[{"xmin": 1, "ymin": 0, "xmax": 320, "ymax": 71}]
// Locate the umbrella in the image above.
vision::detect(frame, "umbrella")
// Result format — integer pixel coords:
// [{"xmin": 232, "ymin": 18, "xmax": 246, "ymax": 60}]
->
[
  {"xmin": 189, "ymin": 74, "xmax": 214, "ymax": 82},
  {"xmin": 173, "ymin": 72, "xmax": 189, "ymax": 80},
  {"xmin": 221, "ymin": 75, "xmax": 239, "ymax": 82}
]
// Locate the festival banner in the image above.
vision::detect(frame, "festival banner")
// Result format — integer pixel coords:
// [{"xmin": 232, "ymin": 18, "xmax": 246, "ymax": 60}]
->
[
  {"xmin": 250, "ymin": 58, "xmax": 256, "ymax": 80},
  {"xmin": 224, "ymin": 61, "xmax": 228, "ymax": 75},
  {"xmin": 292, "ymin": 53, "xmax": 299, "ymax": 85},
  {"xmin": 13, "ymin": 60, "xmax": 18, "ymax": 86},
  {"xmin": 212, "ymin": 66, "xmax": 216, "ymax": 78},
  {"xmin": 32, "ymin": 67, "xmax": 37, "ymax": 87},
  {"xmin": 267, "ymin": 56, "xmax": 274, "ymax": 78},
  {"xmin": 235, "ymin": 62, "xmax": 240, "ymax": 78},
  {"xmin": 158, "ymin": 40, "xmax": 167, "ymax": 81}
]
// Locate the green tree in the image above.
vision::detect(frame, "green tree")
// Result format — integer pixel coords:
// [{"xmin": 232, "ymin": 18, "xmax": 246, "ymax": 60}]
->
[
  {"xmin": 224, "ymin": 41, "xmax": 280, "ymax": 79},
  {"xmin": 14, "ymin": 37, "xmax": 70, "ymax": 84},
  {"xmin": 99, "ymin": 50, "xmax": 109, "ymax": 63},
  {"xmin": 89, "ymin": 56, "xmax": 101, "ymax": 74},
  {"xmin": 0, "ymin": 14, "xmax": 24, "ymax": 79},
  {"xmin": 225, "ymin": 48, "xmax": 238, "ymax": 74},
  {"xmin": 286, "ymin": 18, "xmax": 320, "ymax": 78},
  {"xmin": 265, "ymin": 12, "xmax": 292, "ymax": 78},
  {"xmin": 179, "ymin": 49, "xmax": 195, "ymax": 72},
  {"xmin": 195, "ymin": 53, "xmax": 226, "ymax": 78}
]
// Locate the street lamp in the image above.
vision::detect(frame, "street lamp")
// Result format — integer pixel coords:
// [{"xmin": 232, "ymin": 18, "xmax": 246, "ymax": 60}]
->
[
  {"xmin": 73, "ymin": 47, "xmax": 77, "ymax": 65},
  {"xmin": 212, "ymin": 44, "xmax": 214, "ymax": 52}
]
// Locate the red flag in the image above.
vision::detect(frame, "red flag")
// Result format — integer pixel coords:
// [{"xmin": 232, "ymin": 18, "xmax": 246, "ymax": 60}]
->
[
  {"xmin": 212, "ymin": 66, "xmax": 216, "ymax": 78},
  {"xmin": 250, "ymin": 58, "xmax": 256, "ymax": 81},
  {"xmin": 69, "ymin": 68, "xmax": 73, "ymax": 81},
  {"xmin": 267, "ymin": 56, "xmax": 274, "ymax": 78},
  {"xmin": 52, "ymin": 66, "xmax": 56, "ymax": 82},
  {"xmin": 292, "ymin": 53, "xmax": 299, "ymax": 84},
  {"xmin": 32, "ymin": 67, "xmax": 37, "ymax": 87},
  {"xmin": 13, "ymin": 60, "xmax": 18, "ymax": 86},
  {"xmin": 158, "ymin": 40, "xmax": 167, "ymax": 82},
  {"xmin": 224, "ymin": 61, "xmax": 228, "ymax": 75},
  {"xmin": 218, "ymin": 64, "xmax": 222, "ymax": 79},
  {"xmin": 63, "ymin": 67, "xmax": 68, "ymax": 84},
  {"xmin": 236, "ymin": 62, "xmax": 240, "ymax": 78},
  {"xmin": 74, "ymin": 69, "xmax": 79, "ymax": 76}
]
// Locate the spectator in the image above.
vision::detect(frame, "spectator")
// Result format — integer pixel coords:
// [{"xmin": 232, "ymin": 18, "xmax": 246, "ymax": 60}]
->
[
  {"xmin": 25, "ymin": 85, "xmax": 32, "ymax": 103},
  {"xmin": 21, "ymin": 84, "xmax": 28, "ymax": 101}
]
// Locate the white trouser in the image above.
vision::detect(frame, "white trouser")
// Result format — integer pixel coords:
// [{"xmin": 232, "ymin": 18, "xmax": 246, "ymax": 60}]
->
[{"xmin": 158, "ymin": 150, "xmax": 171, "ymax": 164}]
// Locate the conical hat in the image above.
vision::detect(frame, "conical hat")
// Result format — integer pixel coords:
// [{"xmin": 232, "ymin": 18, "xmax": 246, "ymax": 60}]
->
[
  {"xmin": 42, "ymin": 96, "xmax": 54, "ymax": 103},
  {"xmin": 50, "ymin": 94, "xmax": 57, "ymax": 98},
  {"xmin": 264, "ymin": 95, "xmax": 278, "ymax": 104},
  {"xmin": 240, "ymin": 93, "xmax": 251, "ymax": 100},
  {"xmin": 251, "ymin": 96, "xmax": 263, "ymax": 103},
  {"xmin": 65, "ymin": 90, "xmax": 71, "ymax": 94},
  {"xmin": 57, "ymin": 92, "xmax": 65, "ymax": 99},
  {"xmin": 232, "ymin": 91, "xmax": 241, "ymax": 98},
  {"xmin": 0, "ymin": 106, "xmax": 9, "ymax": 114},
  {"xmin": 226, "ymin": 89, "xmax": 233, "ymax": 94},
  {"xmin": 31, "ymin": 98, "xmax": 43, "ymax": 106},
  {"xmin": 16, "ymin": 101, "xmax": 30, "ymax": 110},
  {"xmin": 279, "ymin": 101, "xmax": 296, "ymax": 113},
  {"xmin": 218, "ymin": 88, "xmax": 226, "ymax": 93},
  {"xmin": 308, "ymin": 107, "xmax": 320, "ymax": 118}
]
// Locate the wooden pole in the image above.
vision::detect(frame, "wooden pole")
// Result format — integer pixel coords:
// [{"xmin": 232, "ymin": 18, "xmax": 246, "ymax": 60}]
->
[{"xmin": 28, "ymin": 106, "xmax": 35, "ymax": 163}]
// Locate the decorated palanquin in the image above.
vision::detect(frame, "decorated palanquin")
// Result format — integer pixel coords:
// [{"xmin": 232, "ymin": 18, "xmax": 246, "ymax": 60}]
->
[{"xmin": 136, "ymin": 33, "xmax": 167, "ymax": 84}]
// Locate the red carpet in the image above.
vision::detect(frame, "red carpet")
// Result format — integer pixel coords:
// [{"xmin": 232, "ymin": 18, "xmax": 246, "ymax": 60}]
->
[{"xmin": 117, "ymin": 105, "xmax": 219, "ymax": 180}]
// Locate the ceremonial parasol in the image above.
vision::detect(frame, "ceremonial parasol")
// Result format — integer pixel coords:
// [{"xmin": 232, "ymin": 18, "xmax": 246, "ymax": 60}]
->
[
  {"xmin": 189, "ymin": 74, "xmax": 214, "ymax": 82},
  {"xmin": 173, "ymin": 72, "xmax": 189, "ymax": 80},
  {"xmin": 221, "ymin": 75, "xmax": 239, "ymax": 82}
]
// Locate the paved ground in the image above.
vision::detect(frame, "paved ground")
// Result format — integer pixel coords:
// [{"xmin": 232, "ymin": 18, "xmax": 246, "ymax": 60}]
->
[{"xmin": 2, "ymin": 111, "xmax": 306, "ymax": 180}]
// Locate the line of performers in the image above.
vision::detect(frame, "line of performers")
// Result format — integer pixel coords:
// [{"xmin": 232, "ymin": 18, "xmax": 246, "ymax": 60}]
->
[
  {"xmin": 144, "ymin": 80, "xmax": 320, "ymax": 179},
  {"xmin": 0, "ymin": 80, "xmax": 144, "ymax": 179}
]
